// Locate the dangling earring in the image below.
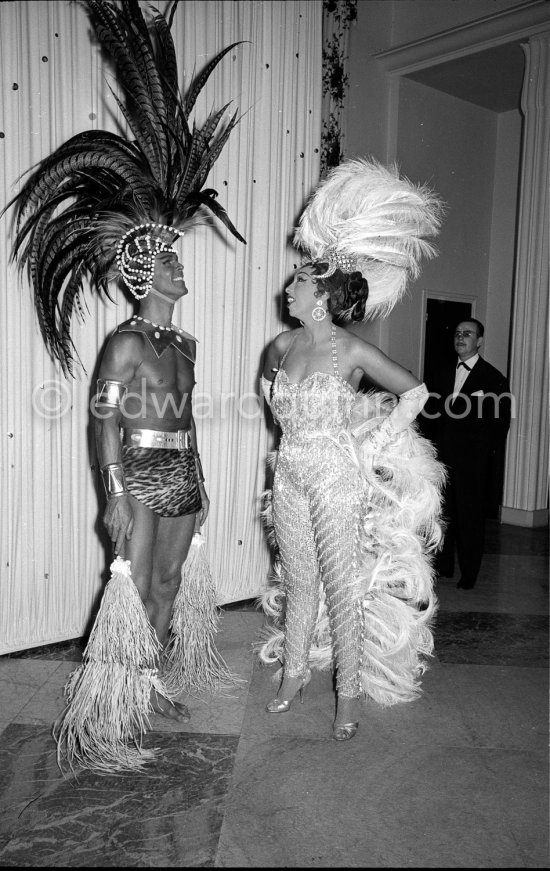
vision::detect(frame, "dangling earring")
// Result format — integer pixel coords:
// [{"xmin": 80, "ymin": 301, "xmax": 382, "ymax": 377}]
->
[{"xmin": 311, "ymin": 303, "xmax": 327, "ymax": 322}]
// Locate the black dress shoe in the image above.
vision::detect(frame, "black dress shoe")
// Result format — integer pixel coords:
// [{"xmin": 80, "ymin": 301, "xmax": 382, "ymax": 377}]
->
[{"xmin": 456, "ymin": 578, "xmax": 475, "ymax": 589}]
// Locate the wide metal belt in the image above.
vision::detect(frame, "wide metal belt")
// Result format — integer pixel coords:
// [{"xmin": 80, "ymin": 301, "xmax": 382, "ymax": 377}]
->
[{"xmin": 121, "ymin": 427, "xmax": 192, "ymax": 450}]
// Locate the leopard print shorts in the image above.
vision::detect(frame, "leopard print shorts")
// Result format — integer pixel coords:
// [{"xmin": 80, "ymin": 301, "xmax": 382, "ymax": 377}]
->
[{"xmin": 122, "ymin": 446, "xmax": 202, "ymax": 517}]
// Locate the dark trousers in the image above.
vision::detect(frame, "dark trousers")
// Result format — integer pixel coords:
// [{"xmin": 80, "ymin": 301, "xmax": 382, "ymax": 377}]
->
[{"xmin": 436, "ymin": 436, "xmax": 491, "ymax": 585}]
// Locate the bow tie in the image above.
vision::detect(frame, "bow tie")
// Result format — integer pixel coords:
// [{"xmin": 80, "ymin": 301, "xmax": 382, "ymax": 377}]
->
[{"xmin": 457, "ymin": 361, "xmax": 471, "ymax": 371}]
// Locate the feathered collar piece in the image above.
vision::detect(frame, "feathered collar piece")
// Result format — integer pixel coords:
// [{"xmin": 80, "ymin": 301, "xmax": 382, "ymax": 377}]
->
[{"xmin": 117, "ymin": 316, "xmax": 197, "ymax": 363}]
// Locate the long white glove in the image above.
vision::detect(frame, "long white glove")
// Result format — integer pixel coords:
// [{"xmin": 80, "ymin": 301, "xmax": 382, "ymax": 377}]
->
[{"xmin": 368, "ymin": 382, "xmax": 429, "ymax": 451}]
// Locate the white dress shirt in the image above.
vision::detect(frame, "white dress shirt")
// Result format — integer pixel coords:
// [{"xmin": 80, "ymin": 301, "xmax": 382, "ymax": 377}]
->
[{"xmin": 452, "ymin": 353, "xmax": 479, "ymax": 398}]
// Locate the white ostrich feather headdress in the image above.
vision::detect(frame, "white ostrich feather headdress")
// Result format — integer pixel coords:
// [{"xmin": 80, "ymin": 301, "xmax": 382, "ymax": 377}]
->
[{"xmin": 293, "ymin": 157, "xmax": 444, "ymax": 320}]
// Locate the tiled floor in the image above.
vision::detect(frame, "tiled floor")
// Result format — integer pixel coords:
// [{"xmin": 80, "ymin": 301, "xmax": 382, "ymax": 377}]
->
[{"xmin": 0, "ymin": 520, "xmax": 548, "ymax": 867}]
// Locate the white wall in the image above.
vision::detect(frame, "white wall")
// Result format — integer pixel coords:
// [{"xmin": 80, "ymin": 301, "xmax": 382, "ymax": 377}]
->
[
  {"xmin": 386, "ymin": 77, "xmax": 498, "ymax": 375},
  {"xmin": 344, "ymin": 0, "xmax": 522, "ymax": 379}
]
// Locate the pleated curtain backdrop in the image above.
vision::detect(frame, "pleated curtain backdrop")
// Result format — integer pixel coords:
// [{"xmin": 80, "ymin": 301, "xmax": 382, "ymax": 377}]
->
[{"xmin": 0, "ymin": 0, "xmax": 322, "ymax": 653}]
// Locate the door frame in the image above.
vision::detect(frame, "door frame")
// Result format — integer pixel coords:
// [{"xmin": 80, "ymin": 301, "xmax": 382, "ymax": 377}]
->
[{"xmin": 420, "ymin": 289, "xmax": 477, "ymax": 380}]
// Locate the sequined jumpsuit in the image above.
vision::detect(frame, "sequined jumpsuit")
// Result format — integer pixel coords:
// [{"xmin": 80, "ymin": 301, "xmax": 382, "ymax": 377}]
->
[{"xmin": 271, "ymin": 328, "xmax": 364, "ymax": 699}]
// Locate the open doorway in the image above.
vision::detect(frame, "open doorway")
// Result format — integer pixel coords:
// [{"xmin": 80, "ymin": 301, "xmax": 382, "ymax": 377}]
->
[
  {"xmin": 422, "ymin": 296, "xmax": 473, "ymax": 387},
  {"xmin": 421, "ymin": 295, "xmax": 504, "ymax": 518}
]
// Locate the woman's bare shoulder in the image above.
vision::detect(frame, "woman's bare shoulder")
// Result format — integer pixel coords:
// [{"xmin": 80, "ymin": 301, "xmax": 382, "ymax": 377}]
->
[
  {"xmin": 272, "ymin": 328, "xmax": 298, "ymax": 351},
  {"xmin": 263, "ymin": 329, "xmax": 298, "ymax": 379}
]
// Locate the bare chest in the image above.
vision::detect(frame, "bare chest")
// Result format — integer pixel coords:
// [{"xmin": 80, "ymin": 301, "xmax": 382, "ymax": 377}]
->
[
  {"xmin": 137, "ymin": 348, "xmax": 195, "ymax": 392},
  {"xmin": 124, "ymin": 347, "xmax": 196, "ymax": 426}
]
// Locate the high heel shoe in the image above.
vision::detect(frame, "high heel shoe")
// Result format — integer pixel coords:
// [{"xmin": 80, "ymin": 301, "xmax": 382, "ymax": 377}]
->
[
  {"xmin": 332, "ymin": 695, "xmax": 360, "ymax": 740},
  {"xmin": 266, "ymin": 669, "xmax": 311, "ymax": 713},
  {"xmin": 332, "ymin": 721, "xmax": 359, "ymax": 741}
]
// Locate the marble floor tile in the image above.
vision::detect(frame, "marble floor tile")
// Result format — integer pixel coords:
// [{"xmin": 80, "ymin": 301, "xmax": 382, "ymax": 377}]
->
[
  {"xmin": 0, "ymin": 661, "xmax": 67, "ymax": 721},
  {"xmin": 118, "ymin": 611, "xmax": 261, "ymax": 738},
  {"xmin": 0, "ymin": 724, "xmax": 239, "ymax": 867},
  {"xmin": 386, "ymin": 662, "xmax": 548, "ymax": 752},
  {"xmin": 0, "ymin": 520, "xmax": 548, "ymax": 869},
  {"xmin": 484, "ymin": 521, "xmax": 548, "ymax": 556},
  {"xmin": 4, "ymin": 638, "xmax": 86, "ymax": 662},
  {"xmin": 11, "ymin": 614, "xmax": 263, "ymax": 738},
  {"xmin": 435, "ymin": 554, "xmax": 548, "ymax": 615},
  {"xmin": 0, "ymin": 659, "xmax": 66, "ymax": 684},
  {"xmin": 218, "ymin": 609, "xmax": 262, "ymax": 652},
  {"xmin": 11, "ymin": 661, "xmax": 80, "ymax": 726},
  {"xmin": 243, "ymin": 660, "xmax": 547, "ymax": 752},
  {"xmin": 150, "ymin": 666, "xmax": 253, "ymax": 738},
  {"xmin": 216, "ymin": 735, "xmax": 547, "ymax": 868},
  {"xmin": 434, "ymin": 611, "xmax": 548, "ymax": 666}
]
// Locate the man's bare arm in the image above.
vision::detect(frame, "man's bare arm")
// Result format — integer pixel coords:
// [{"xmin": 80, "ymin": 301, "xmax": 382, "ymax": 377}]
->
[
  {"xmin": 190, "ymin": 415, "xmax": 209, "ymax": 528},
  {"xmin": 94, "ymin": 333, "xmax": 141, "ymax": 553}
]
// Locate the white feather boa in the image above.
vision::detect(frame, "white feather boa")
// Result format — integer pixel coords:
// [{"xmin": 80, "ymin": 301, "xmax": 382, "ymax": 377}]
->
[{"xmin": 258, "ymin": 391, "xmax": 446, "ymax": 706}]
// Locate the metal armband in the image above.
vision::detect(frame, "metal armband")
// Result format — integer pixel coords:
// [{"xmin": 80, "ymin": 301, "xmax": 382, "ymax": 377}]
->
[
  {"xmin": 95, "ymin": 379, "xmax": 128, "ymax": 409},
  {"xmin": 194, "ymin": 452, "xmax": 205, "ymax": 484},
  {"xmin": 101, "ymin": 463, "xmax": 129, "ymax": 498}
]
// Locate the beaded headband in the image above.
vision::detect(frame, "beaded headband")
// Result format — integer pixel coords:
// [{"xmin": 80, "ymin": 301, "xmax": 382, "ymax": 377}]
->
[
  {"xmin": 314, "ymin": 251, "xmax": 358, "ymax": 279},
  {"xmin": 116, "ymin": 223, "xmax": 183, "ymax": 299}
]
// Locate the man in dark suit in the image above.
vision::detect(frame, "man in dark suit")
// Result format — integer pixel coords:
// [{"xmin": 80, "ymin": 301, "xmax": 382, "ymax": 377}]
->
[{"xmin": 423, "ymin": 319, "xmax": 511, "ymax": 589}]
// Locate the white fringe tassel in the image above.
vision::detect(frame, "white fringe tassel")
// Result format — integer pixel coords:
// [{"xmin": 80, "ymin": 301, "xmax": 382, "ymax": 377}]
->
[
  {"xmin": 162, "ymin": 533, "xmax": 236, "ymax": 696},
  {"xmin": 53, "ymin": 556, "xmax": 171, "ymax": 774},
  {"xmin": 257, "ymin": 392, "xmax": 445, "ymax": 706}
]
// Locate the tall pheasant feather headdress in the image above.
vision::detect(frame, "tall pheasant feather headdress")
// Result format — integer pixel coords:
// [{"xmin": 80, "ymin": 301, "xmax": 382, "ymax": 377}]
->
[
  {"xmin": 2, "ymin": 0, "xmax": 245, "ymax": 374},
  {"xmin": 294, "ymin": 157, "xmax": 443, "ymax": 320}
]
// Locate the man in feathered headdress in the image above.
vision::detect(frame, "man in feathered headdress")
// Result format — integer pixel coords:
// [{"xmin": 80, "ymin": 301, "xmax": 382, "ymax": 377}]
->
[{"xmin": 3, "ymin": 0, "xmax": 245, "ymax": 772}]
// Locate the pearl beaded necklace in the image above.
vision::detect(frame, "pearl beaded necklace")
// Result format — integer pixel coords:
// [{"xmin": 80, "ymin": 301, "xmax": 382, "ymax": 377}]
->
[
  {"xmin": 134, "ymin": 315, "xmax": 172, "ymax": 330},
  {"xmin": 129, "ymin": 315, "xmax": 186, "ymax": 343}
]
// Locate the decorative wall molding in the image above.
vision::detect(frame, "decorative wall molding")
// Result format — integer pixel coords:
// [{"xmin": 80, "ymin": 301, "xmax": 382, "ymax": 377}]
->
[
  {"xmin": 502, "ymin": 32, "xmax": 550, "ymax": 515},
  {"xmin": 374, "ymin": 0, "xmax": 550, "ymax": 74}
]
